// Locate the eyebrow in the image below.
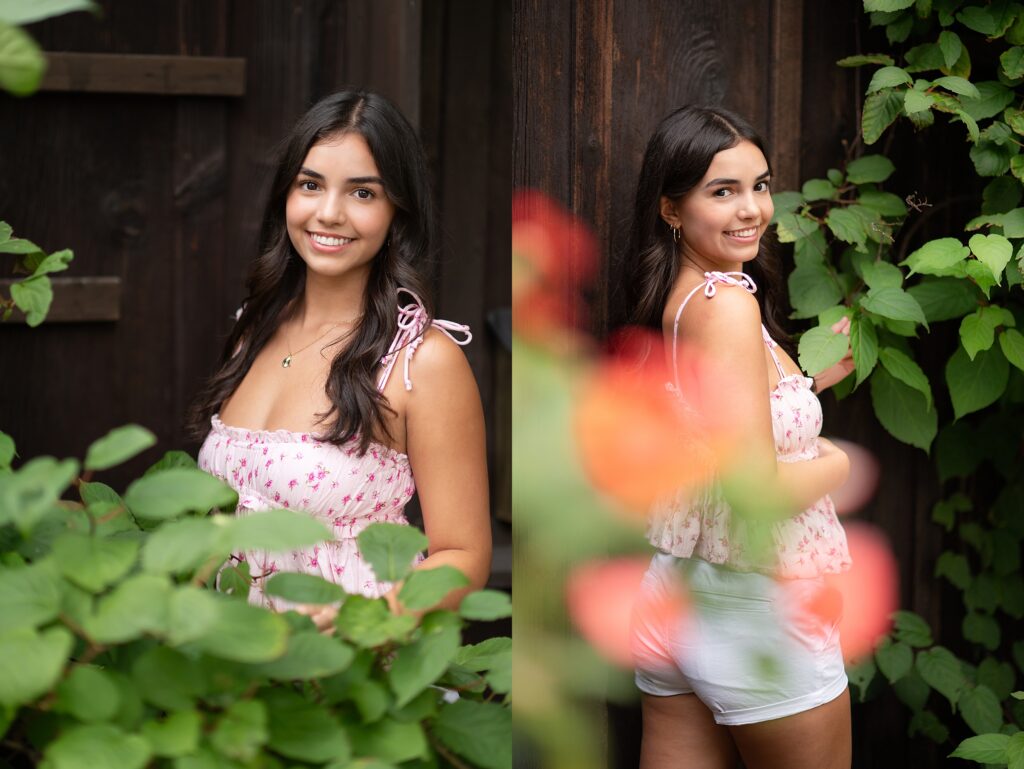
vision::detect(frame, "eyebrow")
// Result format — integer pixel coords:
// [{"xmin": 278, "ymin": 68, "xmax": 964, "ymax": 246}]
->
[
  {"xmin": 704, "ymin": 170, "xmax": 771, "ymax": 188},
  {"xmin": 298, "ymin": 167, "xmax": 385, "ymax": 185}
]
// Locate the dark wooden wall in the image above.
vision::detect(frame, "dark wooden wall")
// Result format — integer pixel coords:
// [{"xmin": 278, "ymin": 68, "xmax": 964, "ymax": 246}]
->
[
  {"xmin": 514, "ymin": 0, "xmax": 950, "ymax": 766},
  {"xmin": 0, "ymin": 0, "xmax": 511, "ymax": 573}
]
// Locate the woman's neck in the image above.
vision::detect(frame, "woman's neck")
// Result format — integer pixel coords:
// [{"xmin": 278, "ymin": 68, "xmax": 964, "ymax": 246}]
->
[
  {"xmin": 678, "ymin": 247, "xmax": 741, "ymax": 277},
  {"xmin": 293, "ymin": 270, "xmax": 367, "ymax": 331}
]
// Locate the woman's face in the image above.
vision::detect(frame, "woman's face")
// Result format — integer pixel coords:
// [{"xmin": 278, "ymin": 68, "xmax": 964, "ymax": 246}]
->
[
  {"xmin": 285, "ymin": 132, "xmax": 396, "ymax": 286},
  {"xmin": 663, "ymin": 140, "xmax": 773, "ymax": 272}
]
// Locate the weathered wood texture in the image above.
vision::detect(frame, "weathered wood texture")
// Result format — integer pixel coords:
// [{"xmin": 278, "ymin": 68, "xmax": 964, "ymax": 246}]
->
[
  {"xmin": 514, "ymin": 0, "xmax": 953, "ymax": 766},
  {"xmin": 40, "ymin": 52, "xmax": 246, "ymax": 95},
  {"xmin": 0, "ymin": 0, "xmax": 510, "ymax": 542}
]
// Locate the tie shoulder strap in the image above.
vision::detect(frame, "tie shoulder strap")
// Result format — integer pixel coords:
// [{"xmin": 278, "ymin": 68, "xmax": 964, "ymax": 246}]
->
[
  {"xmin": 670, "ymin": 271, "xmax": 758, "ymax": 389},
  {"xmin": 377, "ymin": 287, "xmax": 473, "ymax": 392}
]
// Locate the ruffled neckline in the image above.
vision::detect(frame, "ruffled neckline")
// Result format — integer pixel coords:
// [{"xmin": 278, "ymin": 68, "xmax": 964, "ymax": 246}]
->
[{"xmin": 209, "ymin": 414, "xmax": 410, "ymax": 465}]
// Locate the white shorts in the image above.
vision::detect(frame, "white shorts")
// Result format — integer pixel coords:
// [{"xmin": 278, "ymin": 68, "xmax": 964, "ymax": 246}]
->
[{"xmin": 632, "ymin": 553, "xmax": 848, "ymax": 726}]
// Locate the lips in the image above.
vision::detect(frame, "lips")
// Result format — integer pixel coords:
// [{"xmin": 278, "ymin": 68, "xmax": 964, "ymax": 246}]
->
[
  {"xmin": 724, "ymin": 226, "xmax": 759, "ymax": 238},
  {"xmin": 307, "ymin": 231, "xmax": 354, "ymax": 252}
]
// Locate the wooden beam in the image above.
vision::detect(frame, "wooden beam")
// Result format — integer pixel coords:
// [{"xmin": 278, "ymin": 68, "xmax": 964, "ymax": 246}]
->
[
  {"xmin": 1, "ymin": 277, "xmax": 121, "ymax": 323},
  {"xmin": 39, "ymin": 52, "xmax": 246, "ymax": 96},
  {"xmin": 770, "ymin": 0, "xmax": 804, "ymax": 190}
]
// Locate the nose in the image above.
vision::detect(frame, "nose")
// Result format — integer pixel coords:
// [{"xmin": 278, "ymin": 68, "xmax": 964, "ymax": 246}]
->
[
  {"xmin": 316, "ymin": 191, "xmax": 346, "ymax": 225},
  {"xmin": 736, "ymin": 189, "xmax": 760, "ymax": 220}
]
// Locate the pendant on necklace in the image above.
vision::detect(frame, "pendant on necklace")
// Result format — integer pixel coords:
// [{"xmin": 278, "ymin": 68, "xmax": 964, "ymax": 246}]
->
[{"xmin": 281, "ymin": 355, "xmax": 292, "ymax": 368}]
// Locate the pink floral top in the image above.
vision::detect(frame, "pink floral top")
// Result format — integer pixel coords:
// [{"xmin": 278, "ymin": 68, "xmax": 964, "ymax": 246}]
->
[
  {"xmin": 648, "ymin": 271, "xmax": 852, "ymax": 579},
  {"xmin": 197, "ymin": 289, "xmax": 472, "ymax": 605}
]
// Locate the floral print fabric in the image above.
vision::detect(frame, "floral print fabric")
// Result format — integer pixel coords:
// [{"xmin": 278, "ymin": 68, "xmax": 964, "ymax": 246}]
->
[{"xmin": 648, "ymin": 271, "xmax": 852, "ymax": 579}]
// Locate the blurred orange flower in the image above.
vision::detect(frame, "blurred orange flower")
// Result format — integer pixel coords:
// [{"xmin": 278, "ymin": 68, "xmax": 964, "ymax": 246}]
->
[{"xmin": 566, "ymin": 557, "xmax": 689, "ymax": 668}]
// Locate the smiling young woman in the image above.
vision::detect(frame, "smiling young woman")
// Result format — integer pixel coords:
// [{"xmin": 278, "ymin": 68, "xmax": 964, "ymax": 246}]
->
[
  {"xmin": 187, "ymin": 90, "xmax": 491, "ymax": 623},
  {"xmin": 623, "ymin": 106, "xmax": 856, "ymax": 769}
]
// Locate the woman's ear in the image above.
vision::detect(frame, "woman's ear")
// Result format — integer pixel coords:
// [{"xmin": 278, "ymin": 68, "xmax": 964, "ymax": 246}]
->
[{"xmin": 659, "ymin": 196, "xmax": 679, "ymax": 228}]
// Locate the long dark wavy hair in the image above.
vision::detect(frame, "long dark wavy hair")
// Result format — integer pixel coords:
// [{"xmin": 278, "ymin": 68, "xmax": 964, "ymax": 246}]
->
[
  {"xmin": 187, "ymin": 89, "xmax": 435, "ymax": 453},
  {"xmin": 622, "ymin": 105, "xmax": 791, "ymax": 351}
]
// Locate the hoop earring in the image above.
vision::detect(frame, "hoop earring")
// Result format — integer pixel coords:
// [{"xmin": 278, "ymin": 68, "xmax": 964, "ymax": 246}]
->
[{"xmin": 671, "ymin": 226, "xmax": 680, "ymax": 244}]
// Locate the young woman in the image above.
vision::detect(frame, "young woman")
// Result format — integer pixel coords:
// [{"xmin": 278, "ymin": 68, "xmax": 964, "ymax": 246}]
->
[
  {"xmin": 625, "ymin": 106, "xmax": 855, "ymax": 769},
  {"xmin": 190, "ymin": 90, "xmax": 491, "ymax": 616}
]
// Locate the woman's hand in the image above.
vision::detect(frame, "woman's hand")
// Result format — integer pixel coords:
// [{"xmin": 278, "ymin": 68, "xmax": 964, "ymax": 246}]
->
[
  {"xmin": 295, "ymin": 603, "xmax": 339, "ymax": 634},
  {"xmin": 811, "ymin": 316, "xmax": 854, "ymax": 392}
]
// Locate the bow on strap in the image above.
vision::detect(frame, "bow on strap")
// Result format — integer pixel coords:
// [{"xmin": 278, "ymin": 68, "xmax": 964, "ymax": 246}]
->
[
  {"xmin": 378, "ymin": 287, "xmax": 473, "ymax": 391},
  {"xmin": 702, "ymin": 270, "xmax": 757, "ymax": 297}
]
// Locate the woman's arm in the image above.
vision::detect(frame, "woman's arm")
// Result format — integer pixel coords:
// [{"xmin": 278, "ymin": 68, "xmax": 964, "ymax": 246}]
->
[
  {"xmin": 402, "ymin": 328, "xmax": 492, "ymax": 610},
  {"xmin": 668, "ymin": 285, "xmax": 848, "ymax": 513}
]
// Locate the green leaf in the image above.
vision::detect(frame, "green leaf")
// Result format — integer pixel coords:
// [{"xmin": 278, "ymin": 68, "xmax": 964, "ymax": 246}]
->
[
  {"xmin": 938, "ymin": 29, "xmax": 963, "ymax": 67},
  {"xmin": 388, "ymin": 612, "xmax": 461, "ymax": 706},
  {"xmin": 0, "ymin": 430, "xmax": 14, "ymax": 470},
  {"xmin": 860, "ymin": 286, "xmax": 927, "ymax": 326},
  {"xmin": 0, "ymin": 558, "xmax": 62, "ymax": 633},
  {"xmin": 771, "ymin": 190, "xmax": 804, "ymax": 216},
  {"xmin": 0, "ymin": 21, "xmax": 46, "ymax": 97},
  {"xmin": 55, "ymin": 665, "xmax": 120, "ymax": 723},
  {"xmin": 221, "ymin": 508, "xmax": 332, "ymax": 553},
  {"xmin": 0, "ymin": 456, "xmax": 79, "ymax": 534},
  {"xmin": 10, "ymin": 275, "xmax": 52, "ymax": 326},
  {"xmin": 0, "ymin": 626, "xmax": 73, "ymax": 706},
  {"xmin": 84, "ymin": 425, "xmax": 156, "ymax": 472},
  {"xmin": 398, "ymin": 566, "xmax": 470, "ymax": 610},
  {"xmin": 946, "ymin": 344, "xmax": 1010, "ymax": 420},
  {"xmin": 209, "ymin": 700, "xmax": 267, "ymax": 762},
  {"xmin": 935, "ymin": 551, "xmax": 971, "ymax": 588},
  {"xmin": 933, "ymin": 75, "xmax": 980, "ymax": 98},
  {"xmin": 788, "ymin": 263, "xmax": 843, "ymax": 318},
  {"xmin": 141, "ymin": 518, "xmax": 222, "ymax": 575},
  {"xmin": 862, "ymin": 88, "xmax": 904, "ymax": 144},
  {"xmin": 903, "ymin": 237, "xmax": 970, "ymax": 276},
  {"xmin": 916, "ymin": 646, "xmax": 966, "ymax": 709},
  {"xmin": 978, "ymin": 658, "xmax": 1016, "ymax": 700},
  {"xmin": 960, "ymin": 81, "xmax": 1016, "ymax": 121},
  {"xmin": 189, "ymin": 598, "xmax": 288, "ymax": 663},
  {"xmin": 950, "ymin": 733, "xmax": 1011, "ymax": 762},
  {"xmin": 144, "ymin": 450, "xmax": 197, "ymax": 475},
  {"xmin": 264, "ymin": 572, "xmax": 345, "ymax": 604},
  {"xmin": 83, "ymin": 573, "xmax": 171, "ymax": 643},
  {"xmin": 865, "ymin": 0, "xmax": 914, "ymax": 10},
  {"xmin": 907, "ymin": 277, "xmax": 979, "ymax": 322},
  {"xmin": 906, "ymin": 42, "xmax": 946, "ymax": 73},
  {"xmin": 140, "ymin": 710, "xmax": 202, "ymax": 758},
  {"xmin": 838, "ymin": 53, "xmax": 896, "ymax": 67},
  {"xmin": 124, "ymin": 468, "xmax": 237, "ymax": 519},
  {"xmin": 43, "ymin": 723, "xmax": 151, "ymax": 769},
  {"xmin": 1003, "ymin": 46, "xmax": 1024, "ymax": 80},
  {"xmin": 800, "ymin": 178, "xmax": 836, "ymax": 201},
  {"xmin": 894, "ymin": 667, "xmax": 931, "ymax": 711},
  {"xmin": 0, "ymin": 0, "xmax": 98, "ymax": 25},
  {"xmin": 965, "ymin": 259, "xmax": 999, "ymax": 297},
  {"xmin": 825, "ymin": 208, "xmax": 867, "ymax": 247},
  {"xmin": 846, "ymin": 656, "xmax": 877, "ymax": 703},
  {"xmin": 858, "ymin": 189, "xmax": 908, "ymax": 218},
  {"xmin": 264, "ymin": 689, "xmax": 351, "ymax": 763},
  {"xmin": 875, "ymin": 637, "xmax": 914, "ymax": 683},
  {"xmin": 964, "ymin": 612, "xmax": 1001, "ymax": 650},
  {"xmin": 1000, "ymin": 328, "xmax": 1024, "ymax": 371},
  {"xmin": 847, "ymin": 154, "xmax": 897, "ymax": 184},
  {"xmin": 52, "ymin": 531, "xmax": 140, "ymax": 593},
  {"xmin": 775, "ymin": 212, "xmax": 821, "ymax": 243},
  {"xmin": 970, "ymin": 233, "xmax": 1013, "ymax": 280},
  {"xmin": 982, "ymin": 175, "xmax": 1021, "ymax": 212},
  {"xmin": 879, "ymin": 347, "xmax": 933, "ymax": 409},
  {"xmin": 797, "ymin": 324, "xmax": 849, "ymax": 376},
  {"xmin": 335, "ymin": 595, "xmax": 417, "ymax": 648},
  {"xmin": 960, "ymin": 684, "xmax": 1003, "ymax": 735},
  {"xmin": 971, "ymin": 139, "xmax": 1017, "ymax": 177},
  {"xmin": 166, "ymin": 585, "xmax": 220, "ymax": 646},
  {"xmin": 867, "ymin": 66, "xmax": 914, "ymax": 93},
  {"xmin": 130, "ymin": 646, "xmax": 207, "ymax": 712},
  {"xmin": 851, "ymin": 317, "xmax": 879, "ymax": 387},
  {"xmin": 459, "ymin": 589, "xmax": 512, "ymax": 620},
  {"xmin": 433, "ymin": 700, "xmax": 512, "ymax": 769},
  {"xmin": 904, "ymin": 88, "xmax": 935, "ymax": 114},
  {"xmin": 910, "ymin": 709, "xmax": 949, "ymax": 743},
  {"xmin": 959, "ymin": 306, "xmax": 1011, "ymax": 359},
  {"xmin": 357, "ymin": 522, "xmax": 427, "ymax": 583},
  {"xmin": 349, "ymin": 717, "xmax": 428, "ymax": 764},
  {"xmin": 870, "ymin": 366, "xmax": 937, "ymax": 451},
  {"xmin": 256, "ymin": 632, "xmax": 354, "ymax": 680},
  {"xmin": 456, "ymin": 636, "xmax": 513, "ymax": 671}
]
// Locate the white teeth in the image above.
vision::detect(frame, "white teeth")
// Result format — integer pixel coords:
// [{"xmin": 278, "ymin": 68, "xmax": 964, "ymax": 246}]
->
[
  {"xmin": 726, "ymin": 227, "xmax": 757, "ymax": 237},
  {"xmin": 311, "ymin": 233, "xmax": 352, "ymax": 247}
]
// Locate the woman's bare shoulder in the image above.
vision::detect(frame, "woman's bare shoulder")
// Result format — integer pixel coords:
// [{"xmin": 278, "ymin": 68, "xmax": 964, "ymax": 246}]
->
[{"xmin": 663, "ymin": 280, "xmax": 762, "ymax": 345}]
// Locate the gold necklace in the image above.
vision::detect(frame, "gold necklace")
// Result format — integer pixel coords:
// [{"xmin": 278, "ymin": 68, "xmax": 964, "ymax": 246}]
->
[{"xmin": 281, "ymin": 323, "xmax": 345, "ymax": 368}]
